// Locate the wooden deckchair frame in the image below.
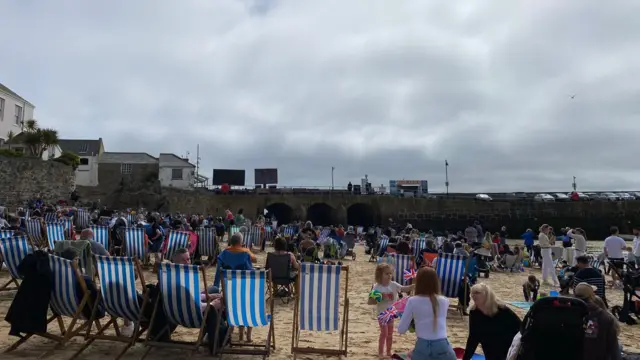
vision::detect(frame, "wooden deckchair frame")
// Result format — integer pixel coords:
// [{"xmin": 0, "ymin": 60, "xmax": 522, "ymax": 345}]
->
[
  {"xmin": 214, "ymin": 269, "xmax": 276, "ymax": 358},
  {"xmin": 291, "ymin": 265, "xmax": 349, "ymax": 359},
  {"xmin": 70, "ymin": 258, "xmax": 150, "ymax": 360},
  {"xmin": 0, "ymin": 236, "xmax": 36, "ymax": 292},
  {"xmin": 141, "ymin": 265, "xmax": 212, "ymax": 359},
  {"xmin": 3, "ymin": 258, "xmax": 102, "ymax": 357}
]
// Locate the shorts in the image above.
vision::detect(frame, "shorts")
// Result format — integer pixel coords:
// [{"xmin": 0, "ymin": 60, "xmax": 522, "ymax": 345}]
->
[{"xmin": 608, "ymin": 258, "xmax": 624, "ymax": 270}]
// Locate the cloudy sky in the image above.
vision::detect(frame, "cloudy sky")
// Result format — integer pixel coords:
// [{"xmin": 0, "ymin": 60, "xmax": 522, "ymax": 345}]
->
[{"xmin": 2, "ymin": 0, "xmax": 639, "ymax": 193}]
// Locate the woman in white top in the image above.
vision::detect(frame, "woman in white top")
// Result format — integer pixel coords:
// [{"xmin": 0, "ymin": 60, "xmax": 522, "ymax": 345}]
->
[
  {"xmin": 398, "ymin": 267, "xmax": 456, "ymax": 360},
  {"xmin": 538, "ymin": 224, "xmax": 559, "ymax": 286},
  {"xmin": 567, "ymin": 228, "xmax": 587, "ymax": 265}
]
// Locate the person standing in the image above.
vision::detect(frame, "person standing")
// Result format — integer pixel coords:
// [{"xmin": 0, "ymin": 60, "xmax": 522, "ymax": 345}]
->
[
  {"xmin": 603, "ymin": 226, "xmax": 628, "ymax": 288},
  {"xmin": 499, "ymin": 226, "xmax": 508, "ymax": 246},
  {"xmin": 539, "ymin": 224, "xmax": 559, "ymax": 287},
  {"xmin": 628, "ymin": 226, "xmax": 640, "ymax": 268},
  {"xmin": 567, "ymin": 228, "xmax": 587, "ymax": 265}
]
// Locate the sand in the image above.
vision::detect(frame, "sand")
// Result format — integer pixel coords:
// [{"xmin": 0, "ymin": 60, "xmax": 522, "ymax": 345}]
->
[{"xmin": 1, "ymin": 240, "xmax": 639, "ymax": 359}]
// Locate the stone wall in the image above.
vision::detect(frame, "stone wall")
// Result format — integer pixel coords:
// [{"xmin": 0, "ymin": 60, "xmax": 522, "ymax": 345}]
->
[
  {"xmin": 0, "ymin": 157, "xmax": 75, "ymax": 208},
  {"xmin": 98, "ymin": 163, "xmax": 159, "ymax": 193}
]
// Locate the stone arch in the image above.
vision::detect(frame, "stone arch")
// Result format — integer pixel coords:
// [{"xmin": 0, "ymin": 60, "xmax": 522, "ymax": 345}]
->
[
  {"xmin": 306, "ymin": 203, "xmax": 334, "ymax": 226},
  {"xmin": 265, "ymin": 202, "xmax": 294, "ymax": 224},
  {"xmin": 347, "ymin": 202, "xmax": 377, "ymax": 228}
]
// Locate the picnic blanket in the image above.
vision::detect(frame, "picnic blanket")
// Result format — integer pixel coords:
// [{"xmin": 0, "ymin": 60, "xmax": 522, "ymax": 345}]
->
[{"xmin": 507, "ymin": 301, "xmax": 532, "ymax": 310}]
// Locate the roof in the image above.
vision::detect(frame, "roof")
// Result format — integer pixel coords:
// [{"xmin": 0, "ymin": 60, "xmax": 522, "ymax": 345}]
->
[
  {"xmin": 159, "ymin": 153, "xmax": 195, "ymax": 168},
  {"xmin": 58, "ymin": 138, "xmax": 103, "ymax": 156},
  {"xmin": 0, "ymin": 82, "xmax": 35, "ymax": 107},
  {"xmin": 6, "ymin": 132, "xmax": 28, "ymax": 144},
  {"xmin": 99, "ymin": 152, "xmax": 158, "ymax": 164}
]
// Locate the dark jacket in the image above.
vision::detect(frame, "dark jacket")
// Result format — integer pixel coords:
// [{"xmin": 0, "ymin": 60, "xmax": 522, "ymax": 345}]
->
[
  {"xmin": 5, "ymin": 251, "xmax": 52, "ymax": 335},
  {"xmin": 583, "ymin": 301, "xmax": 621, "ymax": 360}
]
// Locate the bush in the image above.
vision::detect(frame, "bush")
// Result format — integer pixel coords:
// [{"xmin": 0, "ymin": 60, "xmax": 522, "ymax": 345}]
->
[
  {"xmin": 0, "ymin": 149, "xmax": 24, "ymax": 158},
  {"xmin": 54, "ymin": 151, "xmax": 80, "ymax": 170}
]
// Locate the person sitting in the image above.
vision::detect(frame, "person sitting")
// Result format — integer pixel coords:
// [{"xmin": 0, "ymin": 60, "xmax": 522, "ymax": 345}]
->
[
  {"xmin": 270, "ymin": 237, "xmax": 299, "ymax": 279},
  {"xmin": 80, "ymin": 228, "xmax": 110, "ymax": 256},
  {"xmin": 573, "ymin": 283, "xmax": 621, "ymax": 360},
  {"xmin": 172, "ymin": 248, "xmax": 223, "ymax": 308},
  {"xmin": 572, "ymin": 255, "xmax": 607, "ymax": 307},
  {"xmin": 453, "ymin": 241, "xmax": 470, "ymax": 257},
  {"xmin": 441, "ymin": 240, "xmax": 454, "ymax": 254}
]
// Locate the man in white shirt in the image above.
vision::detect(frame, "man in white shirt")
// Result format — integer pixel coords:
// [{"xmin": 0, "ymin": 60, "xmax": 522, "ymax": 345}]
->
[{"xmin": 603, "ymin": 226, "xmax": 629, "ymax": 286}]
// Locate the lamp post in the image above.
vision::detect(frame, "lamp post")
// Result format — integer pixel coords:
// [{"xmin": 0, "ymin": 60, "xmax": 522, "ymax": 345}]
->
[
  {"xmin": 331, "ymin": 166, "xmax": 335, "ymax": 190},
  {"xmin": 445, "ymin": 160, "xmax": 449, "ymax": 197},
  {"xmin": 572, "ymin": 176, "xmax": 577, "ymax": 191}
]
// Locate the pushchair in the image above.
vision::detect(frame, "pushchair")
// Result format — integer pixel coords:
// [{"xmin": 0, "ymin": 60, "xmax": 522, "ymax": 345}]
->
[
  {"xmin": 610, "ymin": 261, "xmax": 640, "ymax": 325},
  {"xmin": 343, "ymin": 232, "xmax": 357, "ymax": 260},
  {"xmin": 516, "ymin": 296, "xmax": 589, "ymax": 360},
  {"xmin": 471, "ymin": 247, "xmax": 491, "ymax": 278}
]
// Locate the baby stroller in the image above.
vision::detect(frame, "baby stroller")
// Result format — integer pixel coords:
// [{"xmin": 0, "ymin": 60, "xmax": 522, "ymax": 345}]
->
[
  {"xmin": 516, "ymin": 296, "xmax": 589, "ymax": 360},
  {"xmin": 471, "ymin": 247, "xmax": 491, "ymax": 278},
  {"xmin": 610, "ymin": 261, "xmax": 640, "ymax": 325},
  {"xmin": 323, "ymin": 238, "xmax": 340, "ymax": 260},
  {"xmin": 343, "ymin": 232, "xmax": 357, "ymax": 260}
]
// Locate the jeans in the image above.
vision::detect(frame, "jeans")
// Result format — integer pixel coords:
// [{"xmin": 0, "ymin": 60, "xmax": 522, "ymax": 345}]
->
[{"xmin": 412, "ymin": 338, "xmax": 456, "ymax": 360}]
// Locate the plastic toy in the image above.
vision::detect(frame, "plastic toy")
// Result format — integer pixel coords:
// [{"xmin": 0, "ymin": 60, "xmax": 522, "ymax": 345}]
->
[{"xmin": 369, "ymin": 290, "xmax": 383, "ymax": 303}]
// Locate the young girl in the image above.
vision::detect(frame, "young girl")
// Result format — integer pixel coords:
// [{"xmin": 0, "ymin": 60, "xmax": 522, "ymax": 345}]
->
[
  {"xmin": 369, "ymin": 263, "xmax": 414, "ymax": 358},
  {"xmin": 522, "ymin": 274, "xmax": 540, "ymax": 302}
]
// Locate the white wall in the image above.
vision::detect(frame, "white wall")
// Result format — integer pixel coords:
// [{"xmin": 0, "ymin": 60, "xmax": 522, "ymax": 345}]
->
[
  {"xmin": 41, "ymin": 144, "xmax": 63, "ymax": 160},
  {"xmin": 159, "ymin": 166, "xmax": 194, "ymax": 189},
  {"xmin": 0, "ymin": 92, "xmax": 34, "ymax": 142},
  {"xmin": 75, "ymin": 155, "xmax": 99, "ymax": 186}
]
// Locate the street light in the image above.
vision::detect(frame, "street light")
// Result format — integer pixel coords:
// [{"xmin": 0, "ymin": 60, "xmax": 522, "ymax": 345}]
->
[
  {"xmin": 331, "ymin": 166, "xmax": 335, "ymax": 190},
  {"xmin": 445, "ymin": 160, "xmax": 449, "ymax": 196}
]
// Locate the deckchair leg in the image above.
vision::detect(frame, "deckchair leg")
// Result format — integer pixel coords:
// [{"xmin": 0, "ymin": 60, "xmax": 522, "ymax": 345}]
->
[{"xmin": 4, "ymin": 334, "xmax": 33, "ymax": 352}]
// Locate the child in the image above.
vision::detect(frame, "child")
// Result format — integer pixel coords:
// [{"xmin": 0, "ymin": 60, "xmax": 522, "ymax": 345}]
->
[
  {"xmin": 522, "ymin": 275, "xmax": 540, "ymax": 302},
  {"xmin": 368, "ymin": 263, "xmax": 414, "ymax": 358}
]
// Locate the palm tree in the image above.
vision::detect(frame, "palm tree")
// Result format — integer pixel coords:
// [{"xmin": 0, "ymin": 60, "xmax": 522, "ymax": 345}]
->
[{"xmin": 20, "ymin": 119, "xmax": 59, "ymax": 158}]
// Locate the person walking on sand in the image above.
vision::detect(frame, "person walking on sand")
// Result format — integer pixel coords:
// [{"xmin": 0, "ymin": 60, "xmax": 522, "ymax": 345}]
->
[{"xmin": 539, "ymin": 224, "xmax": 559, "ymax": 287}]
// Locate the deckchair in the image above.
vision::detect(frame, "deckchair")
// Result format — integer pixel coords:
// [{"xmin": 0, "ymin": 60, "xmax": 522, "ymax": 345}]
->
[
  {"xmin": 196, "ymin": 227, "xmax": 218, "ymax": 264},
  {"xmin": 90, "ymin": 225, "xmax": 110, "ymax": 251},
  {"xmin": 216, "ymin": 270, "xmax": 275, "ymax": 358},
  {"xmin": 99, "ymin": 216, "xmax": 112, "ymax": 226},
  {"xmin": 0, "ymin": 230, "xmax": 14, "ymax": 238},
  {"xmin": 164, "ymin": 230, "xmax": 190, "ymax": 261},
  {"xmin": 0, "ymin": 235, "xmax": 33, "ymax": 291},
  {"xmin": 26, "ymin": 219, "xmax": 44, "ymax": 246},
  {"xmin": 46, "ymin": 223, "xmax": 66, "ymax": 249},
  {"xmin": 44, "ymin": 213, "xmax": 57, "ymax": 223},
  {"xmin": 283, "ymin": 226, "xmax": 296, "ymax": 237},
  {"xmin": 76, "ymin": 209, "xmax": 91, "ymax": 230},
  {"xmin": 242, "ymin": 226, "xmax": 261, "ymax": 249},
  {"xmin": 291, "ymin": 263, "xmax": 349, "ymax": 359},
  {"xmin": 142, "ymin": 263, "xmax": 211, "ymax": 359},
  {"xmin": 59, "ymin": 217, "xmax": 74, "ymax": 239},
  {"xmin": 4, "ymin": 254, "xmax": 98, "ymax": 356},
  {"xmin": 229, "ymin": 225, "xmax": 240, "ymax": 238},
  {"xmin": 317, "ymin": 228, "xmax": 331, "ymax": 243},
  {"xmin": 413, "ymin": 237, "xmax": 426, "ymax": 258},
  {"xmin": 71, "ymin": 256, "xmax": 149, "ymax": 360},
  {"xmin": 124, "ymin": 227, "xmax": 147, "ymax": 260},
  {"xmin": 381, "ymin": 254, "xmax": 415, "ymax": 285},
  {"xmin": 435, "ymin": 253, "xmax": 468, "ymax": 316}
]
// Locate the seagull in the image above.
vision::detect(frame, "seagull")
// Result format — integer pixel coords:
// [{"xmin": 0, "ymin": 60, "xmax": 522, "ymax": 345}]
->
[{"xmin": 569, "ymin": 94, "xmax": 576, "ymax": 99}]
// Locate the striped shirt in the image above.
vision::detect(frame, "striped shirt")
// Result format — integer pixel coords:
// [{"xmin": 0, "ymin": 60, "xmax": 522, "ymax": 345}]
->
[{"xmin": 573, "ymin": 267, "xmax": 606, "ymax": 300}]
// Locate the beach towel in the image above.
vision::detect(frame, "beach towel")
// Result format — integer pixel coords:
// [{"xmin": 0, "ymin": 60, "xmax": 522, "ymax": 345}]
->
[
  {"xmin": 392, "ymin": 348, "xmax": 485, "ymax": 359},
  {"xmin": 507, "ymin": 301, "xmax": 532, "ymax": 310}
]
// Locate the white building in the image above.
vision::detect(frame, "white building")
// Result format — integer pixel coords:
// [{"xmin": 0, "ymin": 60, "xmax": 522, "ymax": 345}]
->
[
  {"xmin": 58, "ymin": 138, "xmax": 105, "ymax": 186},
  {"xmin": 158, "ymin": 153, "xmax": 196, "ymax": 189},
  {"xmin": 0, "ymin": 83, "xmax": 35, "ymax": 143}
]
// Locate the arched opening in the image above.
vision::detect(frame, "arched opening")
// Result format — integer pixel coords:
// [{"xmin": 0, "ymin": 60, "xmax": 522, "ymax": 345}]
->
[
  {"xmin": 265, "ymin": 202, "xmax": 294, "ymax": 224},
  {"xmin": 347, "ymin": 203, "xmax": 376, "ymax": 228},
  {"xmin": 306, "ymin": 203, "xmax": 334, "ymax": 226}
]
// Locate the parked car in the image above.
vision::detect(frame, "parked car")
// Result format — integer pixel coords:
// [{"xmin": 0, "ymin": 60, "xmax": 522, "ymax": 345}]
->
[
  {"xmin": 631, "ymin": 192, "xmax": 640, "ymax": 199},
  {"xmin": 585, "ymin": 192, "xmax": 606, "ymax": 201},
  {"xmin": 475, "ymin": 194, "xmax": 492, "ymax": 202},
  {"xmin": 617, "ymin": 192, "xmax": 634, "ymax": 201},
  {"xmin": 553, "ymin": 193, "xmax": 570, "ymax": 202},
  {"xmin": 567, "ymin": 192, "xmax": 590, "ymax": 201},
  {"xmin": 602, "ymin": 192, "xmax": 619, "ymax": 201},
  {"xmin": 534, "ymin": 193, "xmax": 555, "ymax": 202}
]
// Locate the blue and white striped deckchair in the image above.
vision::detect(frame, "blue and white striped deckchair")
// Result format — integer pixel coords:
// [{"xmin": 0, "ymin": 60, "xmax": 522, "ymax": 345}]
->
[
  {"xmin": 284, "ymin": 226, "xmax": 296, "ymax": 237},
  {"xmin": 229, "ymin": 225, "xmax": 240, "ymax": 238},
  {"xmin": 164, "ymin": 230, "xmax": 190, "ymax": 261},
  {"xmin": 90, "ymin": 225, "xmax": 110, "ymax": 250},
  {"xmin": 59, "ymin": 217, "xmax": 74, "ymax": 239},
  {"xmin": 318, "ymin": 228, "xmax": 331, "ymax": 243},
  {"xmin": 99, "ymin": 216, "xmax": 112, "ymax": 226},
  {"xmin": 292, "ymin": 263, "xmax": 349, "ymax": 358},
  {"xmin": 46, "ymin": 223, "xmax": 66, "ymax": 249},
  {"xmin": 124, "ymin": 227, "xmax": 147, "ymax": 260},
  {"xmin": 388, "ymin": 254, "xmax": 415, "ymax": 285},
  {"xmin": 44, "ymin": 212, "xmax": 58, "ymax": 223},
  {"xmin": 217, "ymin": 270, "xmax": 275, "ymax": 356},
  {"xmin": 26, "ymin": 218, "xmax": 43, "ymax": 245},
  {"xmin": 435, "ymin": 253, "xmax": 468, "ymax": 316},
  {"xmin": 72, "ymin": 256, "xmax": 149, "ymax": 360},
  {"xmin": 242, "ymin": 226, "xmax": 262, "ymax": 249},
  {"xmin": 377, "ymin": 235, "xmax": 390, "ymax": 256},
  {"xmin": 0, "ymin": 230, "xmax": 14, "ymax": 238},
  {"xmin": 413, "ymin": 237, "xmax": 426, "ymax": 258},
  {"xmin": 142, "ymin": 263, "xmax": 210, "ymax": 358},
  {"xmin": 126, "ymin": 214, "xmax": 136, "ymax": 225},
  {"xmin": 196, "ymin": 227, "xmax": 217, "ymax": 260},
  {"xmin": 76, "ymin": 209, "xmax": 91, "ymax": 230},
  {"xmin": 0, "ymin": 235, "xmax": 33, "ymax": 291}
]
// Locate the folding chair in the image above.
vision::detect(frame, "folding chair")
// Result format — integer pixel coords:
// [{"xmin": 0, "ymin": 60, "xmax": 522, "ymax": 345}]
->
[
  {"xmin": 284, "ymin": 226, "xmax": 296, "ymax": 237},
  {"xmin": 265, "ymin": 252, "xmax": 296, "ymax": 304},
  {"xmin": 216, "ymin": 270, "xmax": 275, "ymax": 358},
  {"xmin": 99, "ymin": 216, "xmax": 112, "ymax": 226},
  {"xmin": 242, "ymin": 226, "xmax": 261, "ymax": 250},
  {"xmin": 60, "ymin": 217, "xmax": 74, "ymax": 239},
  {"xmin": 378, "ymin": 235, "xmax": 390, "ymax": 255},
  {"xmin": 435, "ymin": 253, "xmax": 468, "ymax": 317},
  {"xmin": 71, "ymin": 256, "xmax": 149, "ymax": 360},
  {"xmin": 0, "ymin": 235, "xmax": 33, "ymax": 291},
  {"xmin": 413, "ymin": 237, "xmax": 426, "ymax": 258},
  {"xmin": 381, "ymin": 254, "xmax": 415, "ymax": 285},
  {"xmin": 196, "ymin": 227, "xmax": 218, "ymax": 264},
  {"xmin": 291, "ymin": 263, "xmax": 349, "ymax": 359},
  {"xmin": 142, "ymin": 263, "xmax": 211, "ymax": 359},
  {"xmin": 164, "ymin": 230, "xmax": 190, "ymax": 261},
  {"xmin": 46, "ymin": 223, "xmax": 66, "ymax": 249},
  {"xmin": 124, "ymin": 227, "xmax": 147, "ymax": 260},
  {"xmin": 0, "ymin": 230, "xmax": 14, "ymax": 239},
  {"xmin": 44, "ymin": 213, "xmax": 57, "ymax": 223},
  {"xmin": 317, "ymin": 228, "xmax": 331, "ymax": 243},
  {"xmin": 76, "ymin": 209, "xmax": 91, "ymax": 230},
  {"xmin": 4, "ymin": 254, "xmax": 98, "ymax": 356},
  {"xmin": 26, "ymin": 218, "xmax": 44, "ymax": 247},
  {"xmin": 90, "ymin": 225, "xmax": 110, "ymax": 251}
]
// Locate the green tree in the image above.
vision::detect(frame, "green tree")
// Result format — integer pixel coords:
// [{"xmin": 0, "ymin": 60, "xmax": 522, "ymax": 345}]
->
[
  {"xmin": 21, "ymin": 119, "xmax": 59, "ymax": 158},
  {"xmin": 53, "ymin": 151, "xmax": 80, "ymax": 170}
]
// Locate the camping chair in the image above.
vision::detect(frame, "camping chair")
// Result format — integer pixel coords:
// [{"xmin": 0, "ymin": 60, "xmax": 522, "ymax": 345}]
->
[
  {"xmin": 26, "ymin": 218, "xmax": 44, "ymax": 247},
  {"xmin": 265, "ymin": 252, "xmax": 296, "ymax": 304},
  {"xmin": 435, "ymin": 253, "xmax": 468, "ymax": 317},
  {"xmin": 4, "ymin": 254, "xmax": 99, "ymax": 356},
  {"xmin": 46, "ymin": 223, "xmax": 66, "ymax": 250},
  {"xmin": 291, "ymin": 263, "xmax": 349, "ymax": 359},
  {"xmin": 0, "ymin": 235, "xmax": 33, "ymax": 291},
  {"xmin": 343, "ymin": 233, "xmax": 357, "ymax": 260},
  {"xmin": 90, "ymin": 225, "xmax": 110, "ymax": 251},
  {"xmin": 124, "ymin": 227, "xmax": 147, "ymax": 260},
  {"xmin": 422, "ymin": 252, "xmax": 438, "ymax": 268},
  {"xmin": 164, "ymin": 230, "xmax": 190, "ymax": 261},
  {"xmin": 71, "ymin": 255, "xmax": 149, "ymax": 360},
  {"xmin": 196, "ymin": 227, "xmax": 218, "ymax": 265},
  {"xmin": 242, "ymin": 226, "xmax": 261, "ymax": 250},
  {"xmin": 141, "ymin": 262, "xmax": 212, "ymax": 359},
  {"xmin": 216, "ymin": 270, "xmax": 275, "ymax": 358},
  {"xmin": 0, "ymin": 230, "xmax": 14, "ymax": 238}
]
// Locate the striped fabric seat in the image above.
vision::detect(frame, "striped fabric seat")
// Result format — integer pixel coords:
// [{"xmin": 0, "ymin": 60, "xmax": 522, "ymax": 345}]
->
[
  {"xmin": 0, "ymin": 235, "xmax": 33, "ymax": 290},
  {"xmin": 99, "ymin": 216, "xmax": 111, "ymax": 226},
  {"xmin": 229, "ymin": 225, "xmax": 240, "ymax": 237},
  {"xmin": 413, "ymin": 237, "xmax": 426, "ymax": 258},
  {"xmin": 317, "ymin": 228, "xmax": 331, "ymax": 243},
  {"xmin": 44, "ymin": 213, "xmax": 57, "ymax": 223},
  {"xmin": 157, "ymin": 263, "xmax": 204, "ymax": 328},
  {"xmin": 223, "ymin": 270, "xmax": 271, "ymax": 327},
  {"xmin": 126, "ymin": 214, "xmax": 136, "ymax": 225},
  {"xmin": 242, "ymin": 226, "xmax": 261, "ymax": 249},
  {"xmin": 436, "ymin": 253, "xmax": 467, "ymax": 298},
  {"xmin": 90, "ymin": 225, "xmax": 110, "ymax": 250},
  {"xmin": 298, "ymin": 263, "xmax": 341, "ymax": 331},
  {"xmin": 284, "ymin": 226, "xmax": 296, "ymax": 237},
  {"xmin": 26, "ymin": 219, "xmax": 43, "ymax": 243},
  {"xmin": 95, "ymin": 256, "xmax": 142, "ymax": 321},
  {"xmin": 49, "ymin": 254, "xmax": 86, "ymax": 318},
  {"xmin": 46, "ymin": 223, "xmax": 66, "ymax": 249},
  {"xmin": 124, "ymin": 227, "xmax": 146, "ymax": 260},
  {"xmin": 356, "ymin": 226, "xmax": 364, "ymax": 234},
  {"xmin": 388, "ymin": 254, "xmax": 414, "ymax": 285},
  {"xmin": 196, "ymin": 228, "xmax": 217, "ymax": 258},
  {"xmin": 0, "ymin": 230, "xmax": 14, "ymax": 239},
  {"xmin": 76, "ymin": 210, "xmax": 91, "ymax": 230},
  {"xmin": 379, "ymin": 235, "xmax": 389, "ymax": 252},
  {"xmin": 60, "ymin": 217, "xmax": 74, "ymax": 239},
  {"xmin": 164, "ymin": 231, "xmax": 190, "ymax": 261}
]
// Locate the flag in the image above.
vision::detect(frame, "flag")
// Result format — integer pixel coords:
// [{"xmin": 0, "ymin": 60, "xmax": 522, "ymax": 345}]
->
[{"xmin": 403, "ymin": 268, "xmax": 417, "ymax": 281}]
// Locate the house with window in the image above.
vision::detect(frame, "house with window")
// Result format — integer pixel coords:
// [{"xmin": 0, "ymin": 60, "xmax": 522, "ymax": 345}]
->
[
  {"xmin": 0, "ymin": 82, "xmax": 35, "ymax": 144},
  {"xmin": 158, "ymin": 153, "xmax": 197, "ymax": 189},
  {"xmin": 98, "ymin": 152, "xmax": 159, "ymax": 191},
  {"xmin": 58, "ymin": 138, "xmax": 104, "ymax": 186},
  {"xmin": 3, "ymin": 131, "xmax": 63, "ymax": 160}
]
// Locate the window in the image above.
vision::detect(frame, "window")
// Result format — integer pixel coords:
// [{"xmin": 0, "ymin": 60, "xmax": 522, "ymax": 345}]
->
[
  {"xmin": 13, "ymin": 147, "xmax": 24, "ymax": 154},
  {"xmin": 79, "ymin": 158, "xmax": 89, "ymax": 165},
  {"xmin": 0, "ymin": 97, "xmax": 4, "ymax": 121},
  {"xmin": 121, "ymin": 163, "xmax": 132, "ymax": 174},
  {"xmin": 171, "ymin": 168, "xmax": 183, "ymax": 180},
  {"xmin": 14, "ymin": 105, "xmax": 22, "ymax": 125},
  {"xmin": 79, "ymin": 143, "xmax": 88, "ymax": 153}
]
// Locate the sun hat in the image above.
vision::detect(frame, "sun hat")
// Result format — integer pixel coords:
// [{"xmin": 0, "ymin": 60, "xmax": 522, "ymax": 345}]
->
[{"xmin": 574, "ymin": 282, "xmax": 597, "ymax": 298}]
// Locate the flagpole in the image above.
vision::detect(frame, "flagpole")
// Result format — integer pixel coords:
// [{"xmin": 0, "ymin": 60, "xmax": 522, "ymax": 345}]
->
[{"xmin": 445, "ymin": 160, "xmax": 449, "ymax": 197}]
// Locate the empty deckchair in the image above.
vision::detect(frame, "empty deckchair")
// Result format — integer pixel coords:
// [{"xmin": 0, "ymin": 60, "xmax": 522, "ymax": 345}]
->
[
  {"xmin": 124, "ymin": 227, "xmax": 146, "ymax": 260},
  {"xmin": 71, "ymin": 256, "xmax": 149, "ymax": 360},
  {"xmin": 378, "ymin": 235, "xmax": 390, "ymax": 255},
  {"xmin": 5, "ymin": 254, "xmax": 98, "ymax": 356},
  {"xmin": 46, "ymin": 223, "xmax": 66, "ymax": 249},
  {"xmin": 242, "ymin": 226, "xmax": 261, "ymax": 249},
  {"xmin": 76, "ymin": 209, "xmax": 91, "ymax": 230},
  {"xmin": 435, "ymin": 253, "xmax": 468, "ymax": 316},
  {"xmin": 216, "ymin": 270, "xmax": 275, "ymax": 358},
  {"xmin": 291, "ymin": 263, "xmax": 349, "ymax": 359},
  {"xmin": 196, "ymin": 227, "xmax": 218, "ymax": 263},
  {"xmin": 0, "ymin": 235, "xmax": 33, "ymax": 291},
  {"xmin": 0, "ymin": 230, "xmax": 14, "ymax": 239},
  {"xmin": 90, "ymin": 225, "xmax": 110, "ymax": 251},
  {"xmin": 142, "ymin": 263, "xmax": 212, "ymax": 359},
  {"xmin": 44, "ymin": 213, "xmax": 57, "ymax": 223},
  {"xmin": 26, "ymin": 219, "xmax": 44, "ymax": 246},
  {"xmin": 164, "ymin": 230, "xmax": 190, "ymax": 261}
]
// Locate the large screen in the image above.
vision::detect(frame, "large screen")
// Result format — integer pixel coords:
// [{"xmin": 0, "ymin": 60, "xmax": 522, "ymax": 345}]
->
[
  {"xmin": 254, "ymin": 168, "xmax": 278, "ymax": 185},
  {"xmin": 212, "ymin": 169, "xmax": 245, "ymax": 186}
]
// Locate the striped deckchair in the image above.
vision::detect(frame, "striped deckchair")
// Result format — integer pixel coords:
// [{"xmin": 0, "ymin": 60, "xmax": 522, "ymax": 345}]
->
[
  {"xmin": 0, "ymin": 230, "xmax": 14, "ymax": 239},
  {"xmin": 90, "ymin": 225, "xmax": 110, "ymax": 250},
  {"xmin": 413, "ymin": 237, "xmax": 426, "ymax": 258},
  {"xmin": 126, "ymin": 213, "xmax": 136, "ymax": 225},
  {"xmin": 378, "ymin": 235, "xmax": 390, "ymax": 256},
  {"xmin": 46, "ymin": 223, "xmax": 66, "ymax": 249},
  {"xmin": 292, "ymin": 263, "xmax": 349, "ymax": 358},
  {"xmin": 386, "ymin": 254, "xmax": 415, "ymax": 285},
  {"xmin": 435, "ymin": 253, "xmax": 468, "ymax": 316},
  {"xmin": 99, "ymin": 216, "xmax": 112, "ymax": 226},
  {"xmin": 44, "ymin": 212, "xmax": 57, "ymax": 223},
  {"xmin": 76, "ymin": 209, "xmax": 91, "ymax": 230},
  {"xmin": 164, "ymin": 230, "xmax": 190, "ymax": 261},
  {"xmin": 142, "ymin": 263, "xmax": 211, "ymax": 359},
  {"xmin": 242, "ymin": 226, "xmax": 262, "ymax": 249},
  {"xmin": 71, "ymin": 256, "xmax": 149, "ymax": 360},
  {"xmin": 229, "ymin": 225, "xmax": 240, "ymax": 238},
  {"xmin": 26, "ymin": 218, "xmax": 43, "ymax": 245},
  {"xmin": 317, "ymin": 228, "xmax": 331, "ymax": 243},
  {"xmin": 124, "ymin": 227, "xmax": 147, "ymax": 260},
  {"xmin": 0, "ymin": 235, "xmax": 33, "ymax": 291},
  {"xmin": 5, "ymin": 254, "xmax": 97, "ymax": 356},
  {"xmin": 284, "ymin": 226, "xmax": 296, "ymax": 237},
  {"xmin": 216, "ymin": 270, "xmax": 275, "ymax": 357},
  {"xmin": 196, "ymin": 227, "xmax": 217, "ymax": 262}
]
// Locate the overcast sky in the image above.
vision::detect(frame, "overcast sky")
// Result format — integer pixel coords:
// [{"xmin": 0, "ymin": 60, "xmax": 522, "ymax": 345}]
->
[{"xmin": 2, "ymin": 1, "xmax": 639, "ymax": 193}]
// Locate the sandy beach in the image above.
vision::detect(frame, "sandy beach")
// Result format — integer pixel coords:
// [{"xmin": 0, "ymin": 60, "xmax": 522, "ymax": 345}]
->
[{"xmin": 1, "ymin": 240, "xmax": 639, "ymax": 359}]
